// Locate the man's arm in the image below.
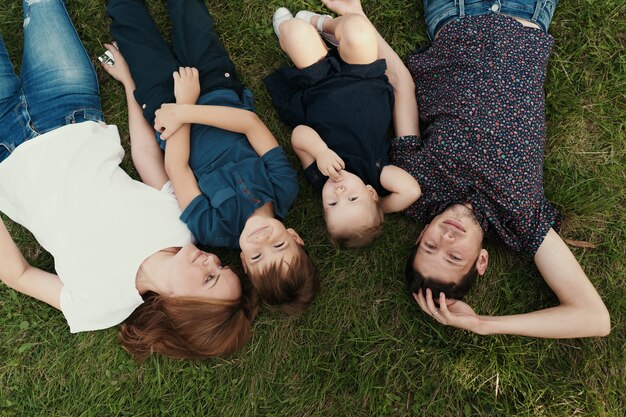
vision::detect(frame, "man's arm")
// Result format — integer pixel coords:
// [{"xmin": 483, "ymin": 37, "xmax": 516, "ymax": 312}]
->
[
  {"xmin": 0, "ymin": 218, "xmax": 62, "ymax": 310},
  {"xmin": 418, "ymin": 228, "xmax": 610, "ymax": 338},
  {"xmin": 100, "ymin": 43, "xmax": 169, "ymax": 190}
]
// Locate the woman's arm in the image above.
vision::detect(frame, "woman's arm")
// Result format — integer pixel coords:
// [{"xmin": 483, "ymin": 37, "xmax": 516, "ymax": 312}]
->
[
  {"xmin": 100, "ymin": 43, "xmax": 169, "ymax": 190},
  {"xmin": 378, "ymin": 165, "xmax": 421, "ymax": 213},
  {"xmin": 290, "ymin": 125, "xmax": 344, "ymax": 180},
  {"xmin": 0, "ymin": 218, "xmax": 62, "ymax": 310},
  {"xmin": 416, "ymin": 228, "xmax": 611, "ymax": 338}
]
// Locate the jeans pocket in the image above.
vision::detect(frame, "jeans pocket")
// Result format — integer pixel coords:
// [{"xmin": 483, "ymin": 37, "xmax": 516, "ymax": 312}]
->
[
  {"xmin": 0, "ymin": 142, "xmax": 16, "ymax": 163},
  {"xmin": 66, "ymin": 108, "xmax": 105, "ymax": 125}
]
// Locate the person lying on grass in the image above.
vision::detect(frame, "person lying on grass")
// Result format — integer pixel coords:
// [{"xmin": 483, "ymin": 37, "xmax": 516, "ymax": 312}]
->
[
  {"xmin": 0, "ymin": 0, "xmax": 255, "ymax": 361},
  {"xmin": 263, "ymin": 1, "xmax": 421, "ymax": 248},
  {"xmin": 382, "ymin": 0, "xmax": 610, "ymax": 337},
  {"xmin": 104, "ymin": 0, "xmax": 319, "ymax": 314}
]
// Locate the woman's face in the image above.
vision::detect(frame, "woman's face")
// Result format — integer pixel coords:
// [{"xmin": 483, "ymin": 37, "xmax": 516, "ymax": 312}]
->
[{"xmin": 169, "ymin": 244, "xmax": 241, "ymax": 300}]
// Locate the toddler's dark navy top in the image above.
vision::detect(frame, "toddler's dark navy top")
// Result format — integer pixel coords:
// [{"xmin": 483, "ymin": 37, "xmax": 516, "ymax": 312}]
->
[
  {"xmin": 392, "ymin": 14, "xmax": 561, "ymax": 255},
  {"xmin": 264, "ymin": 49, "xmax": 394, "ymax": 195},
  {"xmin": 157, "ymin": 88, "xmax": 299, "ymax": 249}
]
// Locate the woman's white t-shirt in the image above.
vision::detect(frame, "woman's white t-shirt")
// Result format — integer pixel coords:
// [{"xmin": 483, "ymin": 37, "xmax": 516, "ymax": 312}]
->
[{"xmin": 0, "ymin": 122, "xmax": 193, "ymax": 332}]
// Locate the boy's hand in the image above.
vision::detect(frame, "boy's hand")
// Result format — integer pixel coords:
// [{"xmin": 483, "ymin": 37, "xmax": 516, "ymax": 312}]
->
[
  {"xmin": 154, "ymin": 103, "xmax": 186, "ymax": 139},
  {"xmin": 174, "ymin": 67, "xmax": 200, "ymax": 105},
  {"xmin": 322, "ymin": 0, "xmax": 365, "ymax": 16},
  {"xmin": 100, "ymin": 42, "xmax": 135, "ymax": 88},
  {"xmin": 316, "ymin": 149, "xmax": 345, "ymax": 181}
]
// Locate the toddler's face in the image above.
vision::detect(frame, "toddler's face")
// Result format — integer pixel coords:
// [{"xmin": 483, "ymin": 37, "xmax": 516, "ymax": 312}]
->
[{"xmin": 322, "ymin": 171, "xmax": 378, "ymax": 234}]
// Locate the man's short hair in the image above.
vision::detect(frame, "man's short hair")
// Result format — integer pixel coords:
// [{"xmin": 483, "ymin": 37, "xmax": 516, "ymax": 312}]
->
[{"xmin": 404, "ymin": 244, "xmax": 478, "ymax": 300}]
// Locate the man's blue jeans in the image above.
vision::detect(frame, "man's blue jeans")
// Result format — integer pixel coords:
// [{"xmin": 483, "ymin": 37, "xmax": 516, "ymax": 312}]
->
[
  {"xmin": 423, "ymin": 0, "xmax": 558, "ymax": 40},
  {"xmin": 0, "ymin": 0, "xmax": 104, "ymax": 163}
]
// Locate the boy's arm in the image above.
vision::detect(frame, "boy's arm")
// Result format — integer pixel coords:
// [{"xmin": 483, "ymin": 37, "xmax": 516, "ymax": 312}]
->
[
  {"xmin": 161, "ymin": 68, "xmax": 202, "ymax": 211},
  {"xmin": 417, "ymin": 229, "xmax": 611, "ymax": 338},
  {"xmin": 290, "ymin": 125, "xmax": 344, "ymax": 180},
  {"xmin": 155, "ymin": 104, "xmax": 280, "ymax": 157},
  {"xmin": 100, "ymin": 43, "xmax": 169, "ymax": 190},
  {"xmin": 0, "ymin": 218, "xmax": 62, "ymax": 310},
  {"xmin": 321, "ymin": 0, "xmax": 419, "ymax": 137},
  {"xmin": 379, "ymin": 165, "xmax": 421, "ymax": 213}
]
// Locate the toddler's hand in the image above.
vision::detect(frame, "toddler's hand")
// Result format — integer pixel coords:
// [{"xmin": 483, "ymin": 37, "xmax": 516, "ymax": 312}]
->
[
  {"xmin": 173, "ymin": 67, "xmax": 200, "ymax": 105},
  {"xmin": 317, "ymin": 149, "xmax": 345, "ymax": 181},
  {"xmin": 100, "ymin": 42, "xmax": 134, "ymax": 88},
  {"xmin": 154, "ymin": 103, "xmax": 185, "ymax": 139}
]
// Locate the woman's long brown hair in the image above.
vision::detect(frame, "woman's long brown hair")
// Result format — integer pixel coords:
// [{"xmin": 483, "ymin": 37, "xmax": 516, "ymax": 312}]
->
[{"xmin": 118, "ymin": 277, "xmax": 257, "ymax": 360}]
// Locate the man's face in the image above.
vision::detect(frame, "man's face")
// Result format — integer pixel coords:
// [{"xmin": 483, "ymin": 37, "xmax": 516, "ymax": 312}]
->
[{"xmin": 413, "ymin": 204, "xmax": 487, "ymax": 285}]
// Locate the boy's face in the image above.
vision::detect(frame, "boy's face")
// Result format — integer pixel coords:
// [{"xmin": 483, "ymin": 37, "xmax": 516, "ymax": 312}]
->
[
  {"xmin": 322, "ymin": 171, "xmax": 379, "ymax": 234},
  {"xmin": 239, "ymin": 216, "xmax": 304, "ymax": 275}
]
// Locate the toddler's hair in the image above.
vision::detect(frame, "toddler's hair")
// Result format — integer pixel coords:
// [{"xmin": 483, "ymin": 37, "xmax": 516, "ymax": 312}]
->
[
  {"xmin": 248, "ymin": 245, "xmax": 320, "ymax": 314},
  {"xmin": 328, "ymin": 201, "xmax": 384, "ymax": 248}
]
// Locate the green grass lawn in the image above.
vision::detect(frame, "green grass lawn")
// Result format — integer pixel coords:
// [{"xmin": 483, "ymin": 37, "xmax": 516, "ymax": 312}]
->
[{"xmin": 1, "ymin": 0, "xmax": 624, "ymax": 415}]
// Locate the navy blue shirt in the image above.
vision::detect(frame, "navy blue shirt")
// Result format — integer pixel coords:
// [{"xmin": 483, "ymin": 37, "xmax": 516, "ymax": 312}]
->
[
  {"xmin": 392, "ymin": 15, "xmax": 561, "ymax": 255},
  {"xmin": 264, "ymin": 49, "xmax": 394, "ymax": 196},
  {"xmin": 158, "ymin": 89, "xmax": 299, "ymax": 249}
]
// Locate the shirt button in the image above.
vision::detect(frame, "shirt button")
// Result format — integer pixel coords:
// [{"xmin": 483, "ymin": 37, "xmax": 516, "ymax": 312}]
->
[
  {"xmin": 142, "ymin": 104, "xmax": 146, "ymax": 109},
  {"xmin": 224, "ymin": 72, "xmax": 230, "ymax": 78},
  {"xmin": 491, "ymin": 4, "xmax": 500, "ymax": 12}
]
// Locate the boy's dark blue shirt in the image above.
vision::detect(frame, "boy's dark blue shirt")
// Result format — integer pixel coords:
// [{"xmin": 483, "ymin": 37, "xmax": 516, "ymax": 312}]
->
[{"xmin": 157, "ymin": 88, "xmax": 299, "ymax": 249}]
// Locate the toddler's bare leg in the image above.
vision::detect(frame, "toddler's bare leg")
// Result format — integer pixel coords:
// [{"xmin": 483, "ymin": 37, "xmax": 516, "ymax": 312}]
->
[
  {"xmin": 327, "ymin": 14, "xmax": 377, "ymax": 65},
  {"xmin": 279, "ymin": 19, "xmax": 328, "ymax": 69}
]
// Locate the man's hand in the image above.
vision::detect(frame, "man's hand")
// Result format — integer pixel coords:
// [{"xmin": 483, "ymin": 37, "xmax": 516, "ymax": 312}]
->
[
  {"xmin": 154, "ymin": 103, "xmax": 186, "ymax": 139},
  {"xmin": 316, "ymin": 149, "xmax": 345, "ymax": 181},
  {"xmin": 173, "ymin": 67, "xmax": 201, "ymax": 105},
  {"xmin": 99, "ymin": 42, "xmax": 135, "ymax": 88},
  {"xmin": 322, "ymin": 0, "xmax": 365, "ymax": 16},
  {"xmin": 413, "ymin": 289, "xmax": 484, "ymax": 334}
]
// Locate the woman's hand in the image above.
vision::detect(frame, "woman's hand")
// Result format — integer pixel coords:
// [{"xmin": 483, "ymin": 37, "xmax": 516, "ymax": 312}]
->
[
  {"xmin": 322, "ymin": 0, "xmax": 365, "ymax": 16},
  {"xmin": 99, "ymin": 42, "xmax": 135, "ymax": 88},
  {"xmin": 154, "ymin": 103, "xmax": 186, "ymax": 139},
  {"xmin": 316, "ymin": 148, "xmax": 345, "ymax": 181},
  {"xmin": 173, "ymin": 67, "xmax": 201, "ymax": 105},
  {"xmin": 414, "ymin": 288, "xmax": 484, "ymax": 334}
]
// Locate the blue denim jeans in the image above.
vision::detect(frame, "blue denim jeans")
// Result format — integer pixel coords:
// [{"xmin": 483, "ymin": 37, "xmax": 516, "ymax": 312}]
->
[
  {"xmin": 0, "ymin": 0, "xmax": 104, "ymax": 163},
  {"xmin": 422, "ymin": 0, "xmax": 558, "ymax": 40}
]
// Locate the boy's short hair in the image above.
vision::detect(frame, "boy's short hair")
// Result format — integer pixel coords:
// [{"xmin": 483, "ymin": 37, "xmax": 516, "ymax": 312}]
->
[
  {"xmin": 248, "ymin": 245, "xmax": 320, "ymax": 314},
  {"xmin": 328, "ymin": 202, "xmax": 384, "ymax": 248}
]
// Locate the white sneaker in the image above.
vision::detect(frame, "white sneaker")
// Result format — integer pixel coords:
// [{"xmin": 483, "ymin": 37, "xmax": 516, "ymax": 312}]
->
[
  {"xmin": 295, "ymin": 10, "xmax": 339, "ymax": 46},
  {"xmin": 273, "ymin": 7, "xmax": 294, "ymax": 38}
]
